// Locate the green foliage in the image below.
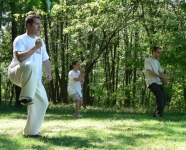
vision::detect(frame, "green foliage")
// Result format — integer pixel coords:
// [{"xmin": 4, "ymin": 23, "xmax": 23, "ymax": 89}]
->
[
  {"xmin": 2, "ymin": 0, "xmax": 186, "ymax": 109},
  {"xmin": 9, "ymin": 0, "xmax": 60, "ymax": 14}
]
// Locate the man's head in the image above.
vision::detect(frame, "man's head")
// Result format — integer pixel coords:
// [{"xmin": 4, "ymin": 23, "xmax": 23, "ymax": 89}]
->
[
  {"xmin": 25, "ymin": 14, "xmax": 41, "ymax": 35},
  {"xmin": 152, "ymin": 46, "xmax": 162, "ymax": 59}
]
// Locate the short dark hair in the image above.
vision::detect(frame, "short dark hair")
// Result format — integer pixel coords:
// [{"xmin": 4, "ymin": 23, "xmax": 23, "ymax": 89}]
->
[
  {"xmin": 70, "ymin": 60, "xmax": 79, "ymax": 70},
  {"xmin": 25, "ymin": 14, "xmax": 40, "ymax": 28},
  {"xmin": 152, "ymin": 46, "xmax": 161, "ymax": 54}
]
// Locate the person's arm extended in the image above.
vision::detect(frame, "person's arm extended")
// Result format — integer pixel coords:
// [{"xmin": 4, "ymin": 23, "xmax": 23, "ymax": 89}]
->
[
  {"xmin": 15, "ymin": 39, "xmax": 42, "ymax": 62},
  {"xmin": 147, "ymin": 69, "xmax": 162, "ymax": 78},
  {"xmin": 43, "ymin": 59, "xmax": 52, "ymax": 82},
  {"xmin": 159, "ymin": 72, "xmax": 166, "ymax": 78},
  {"xmin": 147, "ymin": 69, "xmax": 167, "ymax": 81}
]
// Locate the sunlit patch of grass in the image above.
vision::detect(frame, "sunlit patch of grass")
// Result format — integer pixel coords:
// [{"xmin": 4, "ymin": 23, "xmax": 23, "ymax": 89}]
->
[{"xmin": 0, "ymin": 104, "xmax": 186, "ymax": 149}]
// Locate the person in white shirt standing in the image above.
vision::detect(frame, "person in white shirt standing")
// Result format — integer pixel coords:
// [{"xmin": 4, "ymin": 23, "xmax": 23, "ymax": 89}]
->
[
  {"xmin": 67, "ymin": 61, "xmax": 85, "ymax": 118},
  {"xmin": 144, "ymin": 46, "xmax": 168, "ymax": 117},
  {"xmin": 8, "ymin": 14, "xmax": 52, "ymax": 138}
]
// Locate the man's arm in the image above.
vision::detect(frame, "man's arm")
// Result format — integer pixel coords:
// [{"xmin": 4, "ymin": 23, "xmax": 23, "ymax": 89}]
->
[
  {"xmin": 158, "ymin": 61, "xmax": 168, "ymax": 84},
  {"xmin": 159, "ymin": 72, "xmax": 166, "ymax": 77},
  {"xmin": 147, "ymin": 69, "xmax": 162, "ymax": 78},
  {"xmin": 15, "ymin": 39, "xmax": 42, "ymax": 62},
  {"xmin": 159, "ymin": 71, "xmax": 168, "ymax": 84},
  {"xmin": 43, "ymin": 59, "xmax": 52, "ymax": 82},
  {"xmin": 147, "ymin": 69, "xmax": 168, "ymax": 84}
]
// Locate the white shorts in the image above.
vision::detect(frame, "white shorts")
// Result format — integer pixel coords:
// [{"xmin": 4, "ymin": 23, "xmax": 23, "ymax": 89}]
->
[{"xmin": 69, "ymin": 92, "xmax": 83, "ymax": 101}]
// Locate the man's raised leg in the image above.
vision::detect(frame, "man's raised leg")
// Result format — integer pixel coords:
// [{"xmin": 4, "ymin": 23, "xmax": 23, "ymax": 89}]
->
[{"xmin": 8, "ymin": 61, "xmax": 37, "ymax": 105}]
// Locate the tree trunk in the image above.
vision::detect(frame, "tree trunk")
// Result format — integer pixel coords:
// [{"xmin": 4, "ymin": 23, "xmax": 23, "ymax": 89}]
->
[
  {"xmin": 10, "ymin": 2, "xmax": 21, "ymax": 106},
  {"xmin": 124, "ymin": 30, "xmax": 131, "ymax": 107},
  {"xmin": 55, "ymin": 19, "xmax": 60, "ymax": 103},
  {"xmin": 48, "ymin": 19, "xmax": 57, "ymax": 103},
  {"xmin": 111, "ymin": 43, "xmax": 117, "ymax": 106},
  {"xmin": 0, "ymin": 73, "xmax": 1, "ymax": 104},
  {"xmin": 60, "ymin": 19, "xmax": 68, "ymax": 104},
  {"xmin": 132, "ymin": 31, "xmax": 138, "ymax": 107},
  {"xmin": 0, "ymin": 1, "xmax": 2, "ymax": 28}
]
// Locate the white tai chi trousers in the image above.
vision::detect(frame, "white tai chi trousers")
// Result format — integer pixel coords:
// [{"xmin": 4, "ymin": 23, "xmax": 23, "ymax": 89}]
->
[{"xmin": 8, "ymin": 61, "xmax": 48, "ymax": 135}]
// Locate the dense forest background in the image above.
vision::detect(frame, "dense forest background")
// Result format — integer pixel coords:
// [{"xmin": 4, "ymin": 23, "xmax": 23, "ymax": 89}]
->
[{"xmin": 1, "ymin": 0, "xmax": 186, "ymax": 111}]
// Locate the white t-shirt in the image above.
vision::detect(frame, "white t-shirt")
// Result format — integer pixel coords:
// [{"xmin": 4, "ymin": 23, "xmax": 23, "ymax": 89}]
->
[
  {"xmin": 144, "ymin": 57, "xmax": 163, "ymax": 87},
  {"xmin": 67, "ymin": 70, "xmax": 82, "ymax": 97},
  {"xmin": 8, "ymin": 34, "xmax": 49, "ymax": 82}
]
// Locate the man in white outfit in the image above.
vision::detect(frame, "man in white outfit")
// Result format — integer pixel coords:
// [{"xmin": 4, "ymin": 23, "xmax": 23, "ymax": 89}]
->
[{"xmin": 8, "ymin": 14, "xmax": 52, "ymax": 138}]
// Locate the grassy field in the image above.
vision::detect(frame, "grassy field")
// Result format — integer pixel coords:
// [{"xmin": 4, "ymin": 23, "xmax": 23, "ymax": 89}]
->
[{"xmin": 0, "ymin": 104, "xmax": 186, "ymax": 150}]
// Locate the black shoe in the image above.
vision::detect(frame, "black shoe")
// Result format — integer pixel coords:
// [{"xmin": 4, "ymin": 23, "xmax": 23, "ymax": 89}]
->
[
  {"xmin": 155, "ymin": 111, "xmax": 161, "ymax": 117},
  {"xmin": 153, "ymin": 112, "xmax": 157, "ymax": 117},
  {"xmin": 153, "ymin": 111, "xmax": 164, "ymax": 117},
  {"xmin": 24, "ymin": 134, "xmax": 43, "ymax": 138},
  {"xmin": 20, "ymin": 98, "xmax": 33, "ymax": 106}
]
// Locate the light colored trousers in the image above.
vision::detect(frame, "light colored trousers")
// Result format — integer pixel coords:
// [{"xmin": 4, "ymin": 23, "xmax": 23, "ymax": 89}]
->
[{"xmin": 8, "ymin": 61, "xmax": 48, "ymax": 135}]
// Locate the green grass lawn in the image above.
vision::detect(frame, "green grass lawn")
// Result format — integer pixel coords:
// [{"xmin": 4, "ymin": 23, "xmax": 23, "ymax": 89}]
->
[{"xmin": 0, "ymin": 104, "xmax": 186, "ymax": 150}]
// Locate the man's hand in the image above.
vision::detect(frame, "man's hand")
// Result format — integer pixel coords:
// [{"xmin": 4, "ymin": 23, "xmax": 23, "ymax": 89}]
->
[
  {"xmin": 45, "ymin": 74, "xmax": 52, "ymax": 82},
  {"xmin": 161, "ymin": 76, "xmax": 168, "ymax": 85},
  {"xmin": 43, "ymin": 60, "xmax": 52, "ymax": 82},
  {"xmin": 35, "ymin": 39, "xmax": 42, "ymax": 49}
]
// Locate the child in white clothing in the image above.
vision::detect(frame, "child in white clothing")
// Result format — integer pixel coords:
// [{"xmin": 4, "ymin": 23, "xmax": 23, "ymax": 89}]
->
[{"xmin": 67, "ymin": 61, "xmax": 85, "ymax": 118}]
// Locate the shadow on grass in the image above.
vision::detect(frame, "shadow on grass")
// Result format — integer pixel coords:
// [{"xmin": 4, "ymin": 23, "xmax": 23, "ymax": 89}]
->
[
  {"xmin": 40, "ymin": 134, "xmax": 153, "ymax": 149},
  {"xmin": 40, "ymin": 136, "xmax": 94, "ymax": 149},
  {"xmin": 0, "ymin": 135, "xmax": 21, "ymax": 149},
  {"xmin": 0, "ymin": 103, "xmax": 186, "ymax": 123}
]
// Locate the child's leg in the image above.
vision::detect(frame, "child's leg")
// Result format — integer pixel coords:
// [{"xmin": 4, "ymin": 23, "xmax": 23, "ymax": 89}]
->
[
  {"xmin": 75, "ymin": 100, "xmax": 81, "ymax": 115},
  {"xmin": 79, "ymin": 100, "xmax": 83, "ymax": 110}
]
